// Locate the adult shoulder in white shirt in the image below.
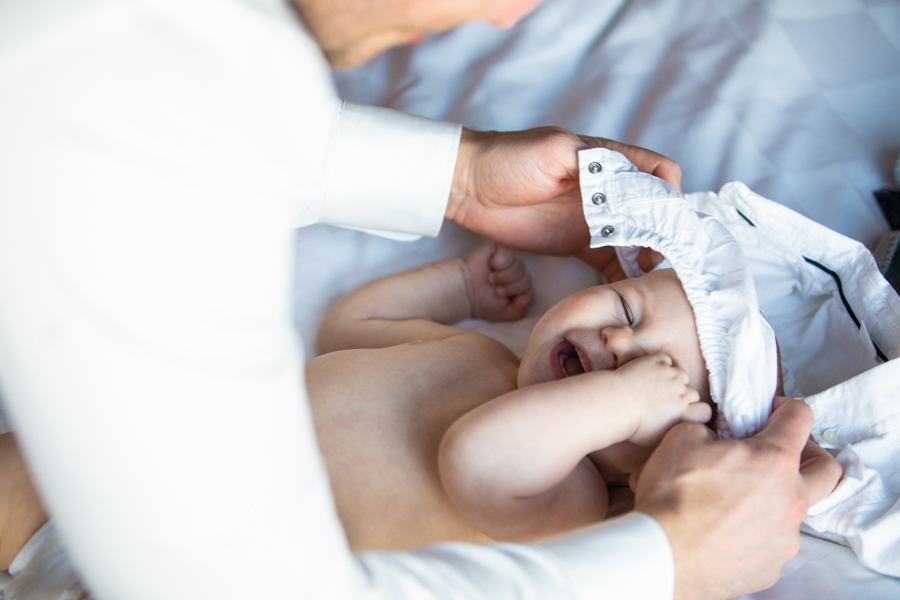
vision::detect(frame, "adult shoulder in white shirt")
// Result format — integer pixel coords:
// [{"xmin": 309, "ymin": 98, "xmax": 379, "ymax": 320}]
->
[{"xmin": 0, "ymin": 2, "xmax": 673, "ymax": 600}]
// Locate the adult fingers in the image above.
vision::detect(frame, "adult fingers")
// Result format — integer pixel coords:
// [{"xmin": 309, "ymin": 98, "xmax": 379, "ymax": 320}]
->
[
  {"xmin": 631, "ymin": 421, "xmax": 717, "ymax": 495},
  {"xmin": 799, "ymin": 439, "xmax": 843, "ymax": 507},
  {"xmin": 576, "ymin": 246, "xmax": 628, "ymax": 282},
  {"xmin": 652, "ymin": 420, "xmax": 718, "ymax": 457},
  {"xmin": 753, "ymin": 397, "xmax": 815, "ymax": 457},
  {"xmin": 647, "ymin": 158, "xmax": 682, "ymax": 193},
  {"xmin": 577, "ymin": 136, "xmax": 683, "ymax": 193},
  {"xmin": 637, "ymin": 248, "xmax": 664, "ymax": 273},
  {"xmin": 771, "ymin": 395, "xmax": 792, "ymax": 411}
]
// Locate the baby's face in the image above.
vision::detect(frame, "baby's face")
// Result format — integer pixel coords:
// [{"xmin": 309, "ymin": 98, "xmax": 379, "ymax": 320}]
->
[{"xmin": 518, "ymin": 269, "xmax": 710, "ymax": 401}]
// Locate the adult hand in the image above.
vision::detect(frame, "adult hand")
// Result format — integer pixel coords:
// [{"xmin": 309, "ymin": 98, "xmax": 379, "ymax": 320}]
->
[
  {"xmin": 446, "ymin": 127, "xmax": 681, "ymax": 282},
  {"xmin": 632, "ymin": 397, "xmax": 842, "ymax": 600}
]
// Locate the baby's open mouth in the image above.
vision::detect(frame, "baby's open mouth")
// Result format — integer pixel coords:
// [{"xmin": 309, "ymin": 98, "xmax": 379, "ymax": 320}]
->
[{"xmin": 551, "ymin": 340, "xmax": 590, "ymax": 378}]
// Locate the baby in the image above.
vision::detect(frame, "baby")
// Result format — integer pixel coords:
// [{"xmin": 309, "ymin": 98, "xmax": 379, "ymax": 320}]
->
[
  {"xmin": 0, "ymin": 243, "xmax": 712, "ymax": 562},
  {"xmin": 308, "ymin": 242, "xmax": 712, "ymax": 547}
]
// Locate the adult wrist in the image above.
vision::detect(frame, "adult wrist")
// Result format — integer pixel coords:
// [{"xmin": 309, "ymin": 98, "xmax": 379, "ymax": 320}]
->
[{"xmin": 447, "ymin": 128, "xmax": 485, "ymax": 224}]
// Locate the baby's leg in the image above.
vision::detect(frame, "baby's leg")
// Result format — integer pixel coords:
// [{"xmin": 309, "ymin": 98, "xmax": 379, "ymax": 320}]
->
[{"xmin": 0, "ymin": 432, "xmax": 48, "ymax": 570}]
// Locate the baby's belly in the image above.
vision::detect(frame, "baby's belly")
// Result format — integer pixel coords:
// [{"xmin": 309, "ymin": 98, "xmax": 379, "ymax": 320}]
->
[{"xmin": 305, "ymin": 346, "xmax": 513, "ymax": 550}]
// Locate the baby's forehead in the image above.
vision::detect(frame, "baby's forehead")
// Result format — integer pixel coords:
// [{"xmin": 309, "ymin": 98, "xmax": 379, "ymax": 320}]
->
[
  {"xmin": 563, "ymin": 269, "xmax": 693, "ymax": 324},
  {"xmin": 611, "ymin": 268, "xmax": 687, "ymax": 300}
]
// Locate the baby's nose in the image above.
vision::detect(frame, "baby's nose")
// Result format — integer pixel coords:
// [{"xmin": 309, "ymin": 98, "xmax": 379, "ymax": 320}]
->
[{"xmin": 601, "ymin": 326, "xmax": 644, "ymax": 368}]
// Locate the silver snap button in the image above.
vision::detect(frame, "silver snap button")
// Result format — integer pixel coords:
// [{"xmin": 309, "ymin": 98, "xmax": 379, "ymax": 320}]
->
[
  {"xmin": 588, "ymin": 162, "xmax": 602, "ymax": 174},
  {"xmin": 822, "ymin": 429, "xmax": 840, "ymax": 444},
  {"xmin": 592, "ymin": 192, "xmax": 606, "ymax": 205},
  {"xmin": 600, "ymin": 225, "xmax": 615, "ymax": 237}
]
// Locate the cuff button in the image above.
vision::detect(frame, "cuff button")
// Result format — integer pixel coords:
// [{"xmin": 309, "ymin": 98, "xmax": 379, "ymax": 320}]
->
[
  {"xmin": 588, "ymin": 162, "xmax": 602, "ymax": 174},
  {"xmin": 592, "ymin": 192, "xmax": 606, "ymax": 205},
  {"xmin": 601, "ymin": 225, "xmax": 615, "ymax": 237}
]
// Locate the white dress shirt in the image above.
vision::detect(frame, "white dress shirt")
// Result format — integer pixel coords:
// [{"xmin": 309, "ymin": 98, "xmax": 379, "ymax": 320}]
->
[{"xmin": 0, "ymin": 1, "xmax": 673, "ymax": 599}]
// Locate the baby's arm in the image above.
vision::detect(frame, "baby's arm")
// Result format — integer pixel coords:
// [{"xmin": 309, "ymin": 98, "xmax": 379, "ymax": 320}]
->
[
  {"xmin": 439, "ymin": 354, "xmax": 711, "ymax": 541},
  {"xmin": 317, "ymin": 243, "xmax": 533, "ymax": 354}
]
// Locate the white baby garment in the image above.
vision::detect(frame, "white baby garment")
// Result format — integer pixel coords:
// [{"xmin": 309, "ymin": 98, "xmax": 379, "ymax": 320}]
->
[
  {"xmin": 579, "ymin": 148, "xmax": 780, "ymax": 439},
  {"xmin": 579, "ymin": 147, "xmax": 900, "ymax": 577}
]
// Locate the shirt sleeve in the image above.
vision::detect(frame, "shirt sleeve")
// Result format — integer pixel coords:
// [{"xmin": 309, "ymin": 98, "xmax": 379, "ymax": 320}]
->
[
  {"xmin": 6, "ymin": 514, "xmax": 673, "ymax": 600},
  {"xmin": 318, "ymin": 102, "xmax": 461, "ymax": 240},
  {"xmin": 357, "ymin": 513, "xmax": 673, "ymax": 600}
]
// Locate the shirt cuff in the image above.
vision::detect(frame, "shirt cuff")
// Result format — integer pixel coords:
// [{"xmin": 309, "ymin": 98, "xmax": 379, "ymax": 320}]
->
[
  {"xmin": 319, "ymin": 101, "xmax": 462, "ymax": 239},
  {"xmin": 536, "ymin": 512, "xmax": 674, "ymax": 600}
]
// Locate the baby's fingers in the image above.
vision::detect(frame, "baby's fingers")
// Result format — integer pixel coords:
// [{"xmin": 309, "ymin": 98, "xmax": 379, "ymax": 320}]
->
[
  {"xmin": 489, "ymin": 258, "xmax": 528, "ymax": 287},
  {"xmin": 509, "ymin": 292, "xmax": 533, "ymax": 316},
  {"xmin": 495, "ymin": 276, "xmax": 533, "ymax": 298},
  {"xmin": 683, "ymin": 401, "xmax": 712, "ymax": 424},
  {"xmin": 649, "ymin": 352, "xmax": 673, "ymax": 367},
  {"xmin": 488, "ymin": 246, "xmax": 519, "ymax": 271}
]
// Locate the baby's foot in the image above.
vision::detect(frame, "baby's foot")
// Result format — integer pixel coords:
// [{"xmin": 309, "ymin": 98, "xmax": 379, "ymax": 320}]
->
[{"xmin": 462, "ymin": 243, "xmax": 533, "ymax": 322}]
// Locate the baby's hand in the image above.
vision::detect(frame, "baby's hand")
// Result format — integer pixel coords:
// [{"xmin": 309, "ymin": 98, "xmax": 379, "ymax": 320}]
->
[
  {"xmin": 616, "ymin": 353, "xmax": 711, "ymax": 446},
  {"xmin": 462, "ymin": 243, "xmax": 533, "ymax": 322}
]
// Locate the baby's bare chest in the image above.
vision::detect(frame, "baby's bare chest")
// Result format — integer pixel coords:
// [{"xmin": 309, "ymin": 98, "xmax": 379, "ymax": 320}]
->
[
  {"xmin": 310, "ymin": 338, "xmax": 515, "ymax": 452},
  {"xmin": 305, "ymin": 336, "xmax": 519, "ymax": 548},
  {"xmin": 308, "ymin": 337, "xmax": 517, "ymax": 424}
]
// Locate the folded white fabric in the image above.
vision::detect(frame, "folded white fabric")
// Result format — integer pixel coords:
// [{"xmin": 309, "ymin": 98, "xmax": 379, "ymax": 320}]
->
[{"xmin": 579, "ymin": 148, "xmax": 900, "ymax": 577}]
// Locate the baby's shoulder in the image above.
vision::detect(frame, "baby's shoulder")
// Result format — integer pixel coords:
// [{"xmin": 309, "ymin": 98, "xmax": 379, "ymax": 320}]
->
[
  {"xmin": 437, "ymin": 330, "xmax": 521, "ymax": 393},
  {"xmin": 311, "ymin": 328, "xmax": 519, "ymax": 390},
  {"xmin": 443, "ymin": 329, "xmax": 520, "ymax": 365},
  {"xmin": 395, "ymin": 329, "xmax": 520, "ymax": 391}
]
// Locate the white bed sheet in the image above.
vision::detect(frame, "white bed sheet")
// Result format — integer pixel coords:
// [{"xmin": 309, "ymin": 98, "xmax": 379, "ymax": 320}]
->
[{"xmin": 291, "ymin": 0, "xmax": 900, "ymax": 598}]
